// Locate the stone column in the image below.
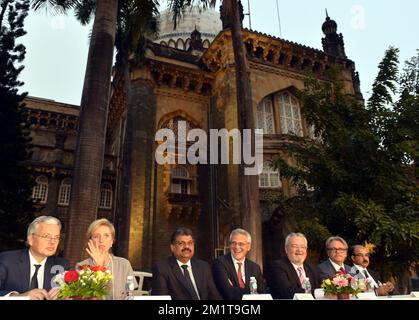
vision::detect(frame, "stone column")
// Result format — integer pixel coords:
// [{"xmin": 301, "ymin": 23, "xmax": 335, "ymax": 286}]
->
[{"xmin": 115, "ymin": 78, "xmax": 156, "ymax": 270}]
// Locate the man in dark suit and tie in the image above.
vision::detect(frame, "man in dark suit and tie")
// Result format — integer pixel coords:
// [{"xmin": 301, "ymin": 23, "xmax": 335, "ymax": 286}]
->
[
  {"xmin": 349, "ymin": 244, "xmax": 394, "ymax": 296},
  {"xmin": 152, "ymin": 227, "xmax": 221, "ymax": 300},
  {"xmin": 269, "ymin": 232, "xmax": 320, "ymax": 299},
  {"xmin": 0, "ymin": 216, "xmax": 69, "ymax": 299},
  {"xmin": 212, "ymin": 228, "xmax": 267, "ymax": 300},
  {"xmin": 317, "ymin": 236, "xmax": 352, "ymax": 281}
]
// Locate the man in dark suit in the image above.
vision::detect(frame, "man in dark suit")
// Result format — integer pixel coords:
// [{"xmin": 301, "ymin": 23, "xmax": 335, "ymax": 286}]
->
[
  {"xmin": 0, "ymin": 216, "xmax": 69, "ymax": 299},
  {"xmin": 212, "ymin": 228, "xmax": 267, "ymax": 300},
  {"xmin": 317, "ymin": 236, "xmax": 352, "ymax": 281},
  {"xmin": 152, "ymin": 227, "xmax": 221, "ymax": 300},
  {"xmin": 270, "ymin": 232, "xmax": 320, "ymax": 299},
  {"xmin": 349, "ymin": 245, "xmax": 394, "ymax": 296}
]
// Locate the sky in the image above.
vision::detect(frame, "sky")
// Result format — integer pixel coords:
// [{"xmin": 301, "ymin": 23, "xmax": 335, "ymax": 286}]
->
[{"xmin": 20, "ymin": 0, "xmax": 419, "ymax": 105}]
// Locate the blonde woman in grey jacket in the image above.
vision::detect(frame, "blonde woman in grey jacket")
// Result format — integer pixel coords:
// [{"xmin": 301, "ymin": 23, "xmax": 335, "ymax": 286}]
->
[{"xmin": 76, "ymin": 218, "xmax": 137, "ymax": 300}]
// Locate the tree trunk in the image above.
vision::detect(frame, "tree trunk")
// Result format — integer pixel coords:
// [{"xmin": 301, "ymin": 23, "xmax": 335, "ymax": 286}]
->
[
  {"xmin": 228, "ymin": 0, "xmax": 263, "ymax": 268},
  {"xmin": 65, "ymin": 0, "xmax": 118, "ymax": 266}
]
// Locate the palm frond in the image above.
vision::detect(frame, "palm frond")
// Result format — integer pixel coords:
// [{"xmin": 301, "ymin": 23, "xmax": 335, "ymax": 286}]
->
[{"xmin": 31, "ymin": 0, "xmax": 81, "ymax": 14}]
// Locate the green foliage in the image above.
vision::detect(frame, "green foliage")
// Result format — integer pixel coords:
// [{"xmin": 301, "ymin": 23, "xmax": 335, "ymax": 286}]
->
[
  {"xmin": 0, "ymin": 0, "xmax": 35, "ymax": 250},
  {"xmin": 273, "ymin": 49, "xmax": 419, "ymax": 285}
]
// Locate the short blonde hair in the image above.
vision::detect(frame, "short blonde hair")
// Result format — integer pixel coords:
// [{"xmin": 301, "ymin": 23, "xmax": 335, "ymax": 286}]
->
[{"xmin": 86, "ymin": 218, "xmax": 115, "ymax": 241}]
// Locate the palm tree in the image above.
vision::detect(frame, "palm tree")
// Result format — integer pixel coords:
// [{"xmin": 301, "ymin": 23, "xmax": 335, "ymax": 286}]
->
[
  {"xmin": 32, "ymin": 0, "xmax": 120, "ymax": 265},
  {"xmin": 169, "ymin": 0, "xmax": 262, "ymax": 265}
]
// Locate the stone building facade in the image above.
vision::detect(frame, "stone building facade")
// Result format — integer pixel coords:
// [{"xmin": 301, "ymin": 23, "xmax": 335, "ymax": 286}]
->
[{"xmin": 24, "ymin": 8, "xmax": 362, "ymax": 271}]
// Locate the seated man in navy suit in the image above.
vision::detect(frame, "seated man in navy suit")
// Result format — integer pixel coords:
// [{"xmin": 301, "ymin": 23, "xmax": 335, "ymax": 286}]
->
[
  {"xmin": 270, "ymin": 232, "xmax": 320, "ymax": 299},
  {"xmin": 0, "ymin": 216, "xmax": 69, "ymax": 299},
  {"xmin": 212, "ymin": 228, "xmax": 267, "ymax": 299},
  {"xmin": 152, "ymin": 227, "xmax": 221, "ymax": 300},
  {"xmin": 317, "ymin": 236, "xmax": 352, "ymax": 281},
  {"xmin": 349, "ymin": 245, "xmax": 394, "ymax": 296}
]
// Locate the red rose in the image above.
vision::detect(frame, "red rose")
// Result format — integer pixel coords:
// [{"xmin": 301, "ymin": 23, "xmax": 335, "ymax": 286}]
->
[
  {"xmin": 100, "ymin": 266, "xmax": 107, "ymax": 272},
  {"xmin": 64, "ymin": 270, "xmax": 79, "ymax": 282},
  {"xmin": 90, "ymin": 266, "xmax": 100, "ymax": 271}
]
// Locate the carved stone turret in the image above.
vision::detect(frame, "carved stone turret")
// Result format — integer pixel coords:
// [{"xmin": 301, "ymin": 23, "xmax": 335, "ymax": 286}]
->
[
  {"xmin": 189, "ymin": 27, "xmax": 203, "ymax": 51},
  {"xmin": 321, "ymin": 10, "xmax": 346, "ymax": 58}
]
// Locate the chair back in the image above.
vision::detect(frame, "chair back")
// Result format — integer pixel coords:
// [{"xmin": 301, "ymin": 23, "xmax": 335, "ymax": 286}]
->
[{"xmin": 133, "ymin": 271, "xmax": 153, "ymax": 296}]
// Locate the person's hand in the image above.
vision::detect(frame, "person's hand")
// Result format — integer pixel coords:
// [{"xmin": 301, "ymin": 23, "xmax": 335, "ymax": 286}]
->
[
  {"xmin": 376, "ymin": 282, "xmax": 394, "ymax": 296},
  {"xmin": 48, "ymin": 287, "xmax": 61, "ymax": 300},
  {"xmin": 11, "ymin": 289, "xmax": 49, "ymax": 300},
  {"xmin": 86, "ymin": 239, "xmax": 106, "ymax": 266}
]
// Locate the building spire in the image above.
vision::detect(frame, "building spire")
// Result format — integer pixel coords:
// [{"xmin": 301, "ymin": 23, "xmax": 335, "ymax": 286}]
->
[{"xmin": 321, "ymin": 12, "xmax": 346, "ymax": 58}]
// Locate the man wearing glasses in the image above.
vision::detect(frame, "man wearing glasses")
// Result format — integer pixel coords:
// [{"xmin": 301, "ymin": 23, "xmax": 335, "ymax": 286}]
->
[
  {"xmin": 317, "ymin": 236, "xmax": 352, "ymax": 281},
  {"xmin": 269, "ymin": 232, "xmax": 320, "ymax": 299},
  {"xmin": 151, "ymin": 227, "xmax": 221, "ymax": 300},
  {"xmin": 349, "ymin": 245, "xmax": 395, "ymax": 296},
  {"xmin": 0, "ymin": 216, "xmax": 69, "ymax": 299},
  {"xmin": 212, "ymin": 228, "xmax": 267, "ymax": 299}
]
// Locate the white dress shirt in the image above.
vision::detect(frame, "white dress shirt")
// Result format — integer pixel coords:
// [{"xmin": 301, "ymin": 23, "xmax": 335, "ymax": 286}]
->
[
  {"xmin": 353, "ymin": 264, "xmax": 379, "ymax": 288},
  {"xmin": 28, "ymin": 250, "xmax": 47, "ymax": 289},
  {"xmin": 231, "ymin": 255, "xmax": 246, "ymax": 284}
]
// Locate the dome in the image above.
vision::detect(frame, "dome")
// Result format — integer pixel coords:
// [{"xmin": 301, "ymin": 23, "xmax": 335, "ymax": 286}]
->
[
  {"xmin": 322, "ymin": 16, "xmax": 337, "ymax": 35},
  {"xmin": 155, "ymin": 7, "xmax": 222, "ymax": 50}
]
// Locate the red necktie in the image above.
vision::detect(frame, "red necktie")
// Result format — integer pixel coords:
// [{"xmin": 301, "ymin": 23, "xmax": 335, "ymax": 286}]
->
[
  {"xmin": 237, "ymin": 262, "xmax": 245, "ymax": 289},
  {"xmin": 339, "ymin": 267, "xmax": 347, "ymax": 274}
]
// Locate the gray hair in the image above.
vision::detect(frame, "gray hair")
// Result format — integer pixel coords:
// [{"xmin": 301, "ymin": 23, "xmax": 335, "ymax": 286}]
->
[
  {"xmin": 285, "ymin": 232, "xmax": 307, "ymax": 247},
  {"xmin": 27, "ymin": 216, "xmax": 62, "ymax": 237},
  {"xmin": 229, "ymin": 228, "xmax": 251, "ymax": 244},
  {"xmin": 325, "ymin": 236, "xmax": 348, "ymax": 249}
]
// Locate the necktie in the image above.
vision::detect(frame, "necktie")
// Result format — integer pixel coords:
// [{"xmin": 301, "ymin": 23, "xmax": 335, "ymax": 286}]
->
[
  {"xmin": 237, "ymin": 262, "xmax": 245, "ymax": 289},
  {"xmin": 297, "ymin": 267, "xmax": 305, "ymax": 287},
  {"xmin": 181, "ymin": 265, "xmax": 199, "ymax": 300},
  {"xmin": 339, "ymin": 267, "xmax": 347, "ymax": 274},
  {"xmin": 363, "ymin": 270, "xmax": 369, "ymax": 278},
  {"xmin": 29, "ymin": 264, "xmax": 41, "ymax": 290}
]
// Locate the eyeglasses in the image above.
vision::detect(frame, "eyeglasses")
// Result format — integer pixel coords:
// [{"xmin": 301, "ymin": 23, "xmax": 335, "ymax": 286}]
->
[
  {"xmin": 175, "ymin": 241, "xmax": 194, "ymax": 247},
  {"xmin": 32, "ymin": 234, "xmax": 61, "ymax": 242},
  {"xmin": 230, "ymin": 241, "xmax": 249, "ymax": 248},
  {"xmin": 328, "ymin": 248, "xmax": 347, "ymax": 253}
]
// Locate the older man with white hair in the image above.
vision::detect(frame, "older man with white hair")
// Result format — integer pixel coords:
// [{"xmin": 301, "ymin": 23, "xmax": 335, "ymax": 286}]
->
[
  {"xmin": 269, "ymin": 232, "xmax": 320, "ymax": 299},
  {"xmin": 212, "ymin": 228, "xmax": 267, "ymax": 299},
  {"xmin": 0, "ymin": 216, "xmax": 69, "ymax": 299}
]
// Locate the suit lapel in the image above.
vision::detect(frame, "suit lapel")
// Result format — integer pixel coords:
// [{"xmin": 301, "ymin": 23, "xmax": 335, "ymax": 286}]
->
[
  {"xmin": 226, "ymin": 255, "xmax": 240, "ymax": 287},
  {"xmin": 44, "ymin": 257, "xmax": 53, "ymax": 290},
  {"xmin": 190, "ymin": 258, "xmax": 202, "ymax": 295},
  {"xmin": 244, "ymin": 259, "xmax": 252, "ymax": 287},
  {"xmin": 18, "ymin": 249, "xmax": 30, "ymax": 292},
  {"xmin": 169, "ymin": 256, "xmax": 189, "ymax": 293}
]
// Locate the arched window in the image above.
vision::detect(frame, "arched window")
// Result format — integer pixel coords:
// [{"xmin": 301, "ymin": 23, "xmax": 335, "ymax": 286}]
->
[
  {"xmin": 168, "ymin": 39, "xmax": 176, "ymax": 48},
  {"xmin": 170, "ymin": 166, "xmax": 190, "ymax": 194},
  {"xmin": 99, "ymin": 183, "xmax": 112, "ymax": 209},
  {"xmin": 256, "ymin": 97, "xmax": 275, "ymax": 134},
  {"xmin": 32, "ymin": 176, "xmax": 48, "ymax": 204},
  {"xmin": 259, "ymin": 161, "xmax": 281, "ymax": 188},
  {"xmin": 278, "ymin": 92, "xmax": 303, "ymax": 136},
  {"xmin": 58, "ymin": 178, "xmax": 71, "ymax": 206},
  {"xmin": 176, "ymin": 38, "xmax": 185, "ymax": 50}
]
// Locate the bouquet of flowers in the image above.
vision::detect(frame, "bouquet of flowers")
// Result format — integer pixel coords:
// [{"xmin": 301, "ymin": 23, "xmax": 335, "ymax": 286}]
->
[
  {"xmin": 321, "ymin": 271, "xmax": 364, "ymax": 298},
  {"xmin": 55, "ymin": 265, "xmax": 113, "ymax": 300}
]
